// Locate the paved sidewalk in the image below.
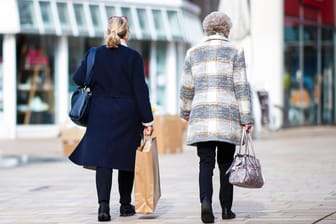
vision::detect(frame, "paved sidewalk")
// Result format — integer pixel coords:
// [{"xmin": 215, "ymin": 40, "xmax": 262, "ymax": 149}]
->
[{"xmin": 0, "ymin": 126, "xmax": 336, "ymax": 224}]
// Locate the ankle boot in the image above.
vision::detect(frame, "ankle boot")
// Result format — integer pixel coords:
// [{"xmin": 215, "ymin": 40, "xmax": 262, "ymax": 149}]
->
[
  {"xmin": 222, "ymin": 207, "xmax": 236, "ymax": 219},
  {"xmin": 120, "ymin": 203, "xmax": 136, "ymax": 217},
  {"xmin": 201, "ymin": 199, "xmax": 214, "ymax": 223},
  {"xmin": 98, "ymin": 202, "xmax": 111, "ymax": 222}
]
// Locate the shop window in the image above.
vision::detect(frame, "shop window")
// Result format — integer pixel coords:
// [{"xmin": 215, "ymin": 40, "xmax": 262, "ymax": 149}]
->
[
  {"xmin": 68, "ymin": 37, "xmax": 85, "ymax": 92},
  {"xmin": 57, "ymin": 2, "xmax": 72, "ymax": 33},
  {"xmin": 68, "ymin": 37, "xmax": 102, "ymax": 93},
  {"xmin": 137, "ymin": 8, "xmax": 151, "ymax": 40},
  {"xmin": 321, "ymin": 27, "xmax": 334, "ymax": 123},
  {"xmin": 155, "ymin": 42, "xmax": 167, "ymax": 110},
  {"xmin": 39, "ymin": 1, "xmax": 55, "ymax": 33},
  {"xmin": 16, "ymin": 35, "xmax": 56, "ymax": 125},
  {"xmin": 105, "ymin": 6, "xmax": 116, "ymax": 18},
  {"xmin": 167, "ymin": 11, "xmax": 183, "ymax": 40},
  {"xmin": 284, "ymin": 19, "xmax": 299, "ymax": 42},
  {"xmin": 0, "ymin": 36, "xmax": 3, "ymax": 112},
  {"xmin": 90, "ymin": 5, "xmax": 104, "ymax": 35},
  {"xmin": 73, "ymin": 4, "xmax": 89, "ymax": 34},
  {"xmin": 152, "ymin": 10, "xmax": 166, "ymax": 40},
  {"xmin": 17, "ymin": 0, "xmax": 39, "ymax": 32},
  {"xmin": 121, "ymin": 7, "xmax": 135, "ymax": 35},
  {"xmin": 284, "ymin": 8, "xmax": 336, "ymax": 126}
]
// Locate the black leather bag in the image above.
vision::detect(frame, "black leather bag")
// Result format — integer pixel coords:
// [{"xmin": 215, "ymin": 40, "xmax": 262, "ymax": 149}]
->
[{"xmin": 69, "ymin": 48, "xmax": 96, "ymax": 126}]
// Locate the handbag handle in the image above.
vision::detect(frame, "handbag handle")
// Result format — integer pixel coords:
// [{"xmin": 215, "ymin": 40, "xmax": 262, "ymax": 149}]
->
[
  {"xmin": 238, "ymin": 128, "xmax": 256, "ymax": 156},
  {"xmin": 83, "ymin": 47, "xmax": 96, "ymax": 87},
  {"xmin": 237, "ymin": 128, "xmax": 247, "ymax": 155},
  {"xmin": 242, "ymin": 128, "xmax": 261, "ymax": 170}
]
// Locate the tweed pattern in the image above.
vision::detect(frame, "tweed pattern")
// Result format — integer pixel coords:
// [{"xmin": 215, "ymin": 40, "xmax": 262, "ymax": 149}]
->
[{"xmin": 180, "ymin": 35, "xmax": 254, "ymax": 146}]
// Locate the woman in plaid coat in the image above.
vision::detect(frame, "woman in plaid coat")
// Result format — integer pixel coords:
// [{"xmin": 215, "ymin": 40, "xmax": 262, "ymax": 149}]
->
[{"xmin": 180, "ymin": 11, "xmax": 254, "ymax": 223}]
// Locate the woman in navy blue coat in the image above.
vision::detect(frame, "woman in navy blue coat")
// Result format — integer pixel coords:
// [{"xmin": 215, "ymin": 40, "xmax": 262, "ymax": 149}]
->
[{"xmin": 69, "ymin": 16, "xmax": 154, "ymax": 221}]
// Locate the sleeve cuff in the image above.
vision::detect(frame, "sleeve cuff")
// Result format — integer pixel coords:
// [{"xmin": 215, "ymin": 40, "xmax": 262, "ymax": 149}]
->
[{"xmin": 142, "ymin": 120, "xmax": 154, "ymax": 126}]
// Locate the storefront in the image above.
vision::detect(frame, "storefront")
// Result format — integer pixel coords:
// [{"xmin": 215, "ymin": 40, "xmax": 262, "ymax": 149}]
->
[
  {"xmin": 0, "ymin": 36, "xmax": 3, "ymax": 113},
  {"xmin": 0, "ymin": 0, "xmax": 202, "ymax": 139},
  {"xmin": 284, "ymin": 0, "xmax": 335, "ymax": 127},
  {"xmin": 219, "ymin": 0, "xmax": 336, "ymax": 129}
]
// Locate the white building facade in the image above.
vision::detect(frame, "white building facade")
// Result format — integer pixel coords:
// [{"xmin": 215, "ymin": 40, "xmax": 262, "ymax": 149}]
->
[{"xmin": 0, "ymin": 0, "xmax": 203, "ymax": 139}]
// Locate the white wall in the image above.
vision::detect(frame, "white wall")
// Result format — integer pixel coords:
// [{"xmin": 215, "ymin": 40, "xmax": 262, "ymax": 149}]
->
[
  {"xmin": 219, "ymin": 0, "xmax": 284, "ymax": 130},
  {"xmin": 1, "ymin": 35, "xmax": 17, "ymax": 139},
  {"xmin": 54, "ymin": 36, "xmax": 69, "ymax": 124},
  {"xmin": 0, "ymin": 0, "xmax": 20, "ymax": 34},
  {"xmin": 250, "ymin": 0, "xmax": 284, "ymax": 129}
]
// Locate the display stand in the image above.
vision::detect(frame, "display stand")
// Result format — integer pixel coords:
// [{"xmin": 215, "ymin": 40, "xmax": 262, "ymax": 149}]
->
[{"xmin": 17, "ymin": 62, "xmax": 54, "ymax": 124}]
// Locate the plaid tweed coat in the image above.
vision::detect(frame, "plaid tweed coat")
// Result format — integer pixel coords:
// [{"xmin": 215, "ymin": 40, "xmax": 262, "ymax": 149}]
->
[{"xmin": 179, "ymin": 34, "xmax": 254, "ymax": 146}]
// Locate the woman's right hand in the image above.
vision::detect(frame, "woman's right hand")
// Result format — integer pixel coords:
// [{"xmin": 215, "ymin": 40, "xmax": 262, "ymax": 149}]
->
[
  {"xmin": 144, "ymin": 125, "xmax": 154, "ymax": 136},
  {"xmin": 243, "ymin": 124, "xmax": 253, "ymax": 133}
]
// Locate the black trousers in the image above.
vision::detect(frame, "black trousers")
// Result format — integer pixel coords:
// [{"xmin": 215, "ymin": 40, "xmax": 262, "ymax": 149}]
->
[
  {"xmin": 197, "ymin": 141, "xmax": 235, "ymax": 209},
  {"xmin": 96, "ymin": 167, "xmax": 134, "ymax": 205}
]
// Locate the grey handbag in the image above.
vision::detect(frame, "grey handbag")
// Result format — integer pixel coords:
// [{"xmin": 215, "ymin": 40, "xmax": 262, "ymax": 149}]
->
[{"xmin": 226, "ymin": 128, "xmax": 264, "ymax": 188}]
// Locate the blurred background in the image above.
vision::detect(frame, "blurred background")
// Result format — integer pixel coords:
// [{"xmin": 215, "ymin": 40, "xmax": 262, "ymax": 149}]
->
[{"xmin": 0, "ymin": 0, "xmax": 335, "ymax": 141}]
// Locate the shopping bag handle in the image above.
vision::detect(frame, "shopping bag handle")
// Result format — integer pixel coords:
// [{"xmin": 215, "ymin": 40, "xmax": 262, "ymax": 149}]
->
[{"xmin": 137, "ymin": 136, "xmax": 152, "ymax": 152}]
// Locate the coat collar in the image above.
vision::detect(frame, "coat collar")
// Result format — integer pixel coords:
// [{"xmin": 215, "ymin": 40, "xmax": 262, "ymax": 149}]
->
[
  {"xmin": 205, "ymin": 34, "xmax": 229, "ymax": 42},
  {"xmin": 120, "ymin": 39, "xmax": 128, "ymax": 46}
]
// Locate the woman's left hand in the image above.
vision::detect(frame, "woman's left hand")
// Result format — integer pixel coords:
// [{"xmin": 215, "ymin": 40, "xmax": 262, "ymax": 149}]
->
[{"xmin": 144, "ymin": 125, "xmax": 154, "ymax": 136}]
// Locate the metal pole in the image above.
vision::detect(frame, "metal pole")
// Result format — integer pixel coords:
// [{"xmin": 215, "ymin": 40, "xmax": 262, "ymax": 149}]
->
[
  {"xmin": 299, "ymin": 4, "xmax": 304, "ymax": 125},
  {"xmin": 317, "ymin": 12, "xmax": 322, "ymax": 125}
]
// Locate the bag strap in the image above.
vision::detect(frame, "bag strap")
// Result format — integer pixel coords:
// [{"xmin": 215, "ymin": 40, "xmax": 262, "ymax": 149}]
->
[
  {"xmin": 238, "ymin": 128, "xmax": 256, "ymax": 157},
  {"xmin": 246, "ymin": 131, "xmax": 257, "ymax": 157},
  {"xmin": 237, "ymin": 128, "xmax": 247, "ymax": 154},
  {"xmin": 83, "ymin": 47, "xmax": 96, "ymax": 86}
]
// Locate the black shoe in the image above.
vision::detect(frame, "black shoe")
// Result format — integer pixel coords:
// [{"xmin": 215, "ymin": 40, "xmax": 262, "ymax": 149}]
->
[
  {"xmin": 222, "ymin": 207, "xmax": 236, "ymax": 219},
  {"xmin": 120, "ymin": 204, "xmax": 136, "ymax": 217},
  {"xmin": 98, "ymin": 202, "xmax": 111, "ymax": 222},
  {"xmin": 201, "ymin": 200, "xmax": 214, "ymax": 223}
]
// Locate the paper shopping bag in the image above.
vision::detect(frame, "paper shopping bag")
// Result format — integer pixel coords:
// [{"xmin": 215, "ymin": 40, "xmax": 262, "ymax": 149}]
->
[{"xmin": 134, "ymin": 137, "xmax": 161, "ymax": 214}]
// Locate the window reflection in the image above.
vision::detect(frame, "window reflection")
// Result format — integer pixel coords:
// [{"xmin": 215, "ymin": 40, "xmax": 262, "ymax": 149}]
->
[
  {"xmin": 121, "ymin": 8, "xmax": 135, "ymax": 34},
  {"xmin": 39, "ymin": 1, "xmax": 55, "ymax": 32},
  {"xmin": 167, "ymin": 11, "xmax": 183, "ymax": 40},
  {"xmin": 17, "ymin": 0, "xmax": 38, "ymax": 29},
  {"xmin": 90, "ymin": 5, "xmax": 104, "ymax": 35},
  {"xmin": 73, "ymin": 4, "xmax": 88, "ymax": 33},
  {"xmin": 57, "ymin": 2, "xmax": 71, "ymax": 32},
  {"xmin": 137, "ymin": 8, "xmax": 151, "ymax": 39},
  {"xmin": 152, "ymin": 10, "xmax": 166, "ymax": 39},
  {"xmin": 155, "ymin": 42, "xmax": 167, "ymax": 109},
  {"xmin": 105, "ymin": 6, "xmax": 116, "ymax": 18}
]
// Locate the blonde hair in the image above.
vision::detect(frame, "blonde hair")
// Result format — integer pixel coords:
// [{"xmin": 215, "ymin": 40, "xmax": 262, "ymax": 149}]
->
[
  {"xmin": 202, "ymin": 11, "xmax": 232, "ymax": 38},
  {"xmin": 105, "ymin": 16, "xmax": 129, "ymax": 48}
]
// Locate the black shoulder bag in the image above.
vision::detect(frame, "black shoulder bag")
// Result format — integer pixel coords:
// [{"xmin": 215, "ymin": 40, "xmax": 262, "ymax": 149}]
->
[{"xmin": 69, "ymin": 47, "xmax": 96, "ymax": 127}]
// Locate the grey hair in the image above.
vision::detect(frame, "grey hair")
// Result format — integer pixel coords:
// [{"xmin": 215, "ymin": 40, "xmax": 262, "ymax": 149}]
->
[{"xmin": 202, "ymin": 11, "xmax": 232, "ymax": 37}]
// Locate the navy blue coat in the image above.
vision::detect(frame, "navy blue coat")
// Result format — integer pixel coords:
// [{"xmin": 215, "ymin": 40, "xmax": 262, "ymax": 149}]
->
[{"xmin": 69, "ymin": 45, "xmax": 153, "ymax": 171}]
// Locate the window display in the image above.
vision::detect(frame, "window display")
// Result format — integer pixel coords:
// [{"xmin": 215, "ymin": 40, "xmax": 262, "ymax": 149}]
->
[
  {"xmin": 16, "ymin": 35, "xmax": 55, "ymax": 124},
  {"xmin": 284, "ymin": 10, "xmax": 335, "ymax": 126}
]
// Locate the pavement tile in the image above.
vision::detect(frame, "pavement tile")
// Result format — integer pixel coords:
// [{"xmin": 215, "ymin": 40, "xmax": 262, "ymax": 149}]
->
[{"xmin": 0, "ymin": 126, "xmax": 336, "ymax": 223}]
